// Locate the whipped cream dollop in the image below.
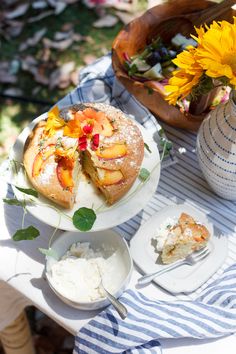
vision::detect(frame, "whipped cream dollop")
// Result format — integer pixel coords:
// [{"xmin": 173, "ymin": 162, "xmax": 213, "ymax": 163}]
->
[
  {"xmin": 48, "ymin": 242, "xmax": 126, "ymax": 303},
  {"xmin": 153, "ymin": 217, "xmax": 177, "ymax": 252}
]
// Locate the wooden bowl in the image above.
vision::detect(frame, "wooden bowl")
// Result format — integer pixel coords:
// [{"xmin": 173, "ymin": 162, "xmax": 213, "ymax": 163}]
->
[{"xmin": 112, "ymin": 0, "xmax": 235, "ymax": 131}]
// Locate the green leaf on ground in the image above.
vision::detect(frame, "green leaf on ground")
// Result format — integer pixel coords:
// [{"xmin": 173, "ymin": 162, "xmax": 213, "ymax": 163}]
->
[
  {"xmin": 13, "ymin": 226, "xmax": 40, "ymax": 241},
  {"xmin": 73, "ymin": 207, "xmax": 96, "ymax": 231}
]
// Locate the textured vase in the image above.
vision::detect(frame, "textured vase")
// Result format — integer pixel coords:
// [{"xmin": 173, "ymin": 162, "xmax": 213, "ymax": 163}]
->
[{"xmin": 196, "ymin": 90, "xmax": 236, "ymax": 200}]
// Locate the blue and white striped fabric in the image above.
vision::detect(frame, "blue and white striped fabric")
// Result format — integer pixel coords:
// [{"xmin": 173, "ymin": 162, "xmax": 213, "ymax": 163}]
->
[
  {"xmin": 75, "ymin": 264, "xmax": 236, "ymax": 354},
  {"xmin": 57, "ymin": 54, "xmax": 236, "ymax": 353}
]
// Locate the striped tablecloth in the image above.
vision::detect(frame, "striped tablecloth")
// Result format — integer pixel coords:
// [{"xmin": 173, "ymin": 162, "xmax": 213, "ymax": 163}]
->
[
  {"xmin": 57, "ymin": 54, "xmax": 236, "ymax": 353},
  {"xmin": 73, "ymin": 117, "xmax": 236, "ymax": 353}
]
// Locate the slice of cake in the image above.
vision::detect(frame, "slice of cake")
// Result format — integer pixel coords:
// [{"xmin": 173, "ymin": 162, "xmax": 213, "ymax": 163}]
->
[
  {"xmin": 23, "ymin": 103, "xmax": 144, "ymax": 208},
  {"xmin": 154, "ymin": 213, "xmax": 210, "ymax": 264}
]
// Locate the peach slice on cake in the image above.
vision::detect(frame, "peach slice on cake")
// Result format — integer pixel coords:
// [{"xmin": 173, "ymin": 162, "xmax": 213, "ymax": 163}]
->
[
  {"xmin": 83, "ymin": 108, "xmax": 114, "ymax": 137},
  {"xmin": 97, "ymin": 168, "xmax": 124, "ymax": 186},
  {"xmin": 32, "ymin": 144, "xmax": 55, "ymax": 177},
  {"xmin": 96, "ymin": 143, "xmax": 127, "ymax": 159},
  {"xmin": 95, "ymin": 111, "xmax": 114, "ymax": 137},
  {"xmin": 56, "ymin": 157, "xmax": 74, "ymax": 191}
]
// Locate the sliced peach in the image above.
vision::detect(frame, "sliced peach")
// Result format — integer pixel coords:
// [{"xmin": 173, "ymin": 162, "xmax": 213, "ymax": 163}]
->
[
  {"xmin": 56, "ymin": 158, "xmax": 74, "ymax": 192},
  {"xmin": 97, "ymin": 168, "xmax": 124, "ymax": 186},
  {"xmin": 83, "ymin": 108, "xmax": 114, "ymax": 137},
  {"xmin": 92, "ymin": 120, "xmax": 103, "ymax": 135},
  {"xmin": 95, "ymin": 111, "xmax": 113, "ymax": 137},
  {"xmin": 96, "ymin": 143, "xmax": 127, "ymax": 159},
  {"xmin": 32, "ymin": 144, "xmax": 55, "ymax": 177}
]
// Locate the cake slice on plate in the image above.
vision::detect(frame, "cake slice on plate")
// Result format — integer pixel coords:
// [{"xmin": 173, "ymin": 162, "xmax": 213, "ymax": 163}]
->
[{"xmin": 154, "ymin": 213, "xmax": 210, "ymax": 264}]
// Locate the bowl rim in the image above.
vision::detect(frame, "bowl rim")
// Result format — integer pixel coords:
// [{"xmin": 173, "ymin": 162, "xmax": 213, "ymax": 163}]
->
[{"xmin": 45, "ymin": 229, "xmax": 133, "ymax": 307}]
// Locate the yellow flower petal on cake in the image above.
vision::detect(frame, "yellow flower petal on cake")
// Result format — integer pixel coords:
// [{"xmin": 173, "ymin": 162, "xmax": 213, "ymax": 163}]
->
[
  {"xmin": 63, "ymin": 118, "xmax": 83, "ymax": 138},
  {"xmin": 45, "ymin": 105, "xmax": 65, "ymax": 137}
]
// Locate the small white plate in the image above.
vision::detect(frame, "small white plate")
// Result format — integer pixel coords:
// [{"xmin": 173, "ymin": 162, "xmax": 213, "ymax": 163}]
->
[
  {"xmin": 130, "ymin": 204, "xmax": 228, "ymax": 293},
  {"xmin": 9, "ymin": 111, "xmax": 160, "ymax": 232}
]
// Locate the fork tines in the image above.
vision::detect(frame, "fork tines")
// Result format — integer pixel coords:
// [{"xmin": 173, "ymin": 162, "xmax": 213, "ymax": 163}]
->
[{"xmin": 192, "ymin": 247, "xmax": 210, "ymax": 261}]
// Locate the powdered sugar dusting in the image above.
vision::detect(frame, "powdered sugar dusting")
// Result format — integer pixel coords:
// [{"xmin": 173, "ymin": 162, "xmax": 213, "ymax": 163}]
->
[
  {"xmin": 86, "ymin": 103, "xmax": 144, "ymax": 172},
  {"xmin": 37, "ymin": 162, "xmax": 55, "ymax": 185},
  {"xmin": 61, "ymin": 136, "xmax": 78, "ymax": 150}
]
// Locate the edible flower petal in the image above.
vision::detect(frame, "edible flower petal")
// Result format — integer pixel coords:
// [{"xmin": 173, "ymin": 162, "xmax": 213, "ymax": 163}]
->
[
  {"xmin": 44, "ymin": 105, "xmax": 65, "ymax": 137},
  {"xmin": 91, "ymin": 133, "xmax": 99, "ymax": 150},
  {"xmin": 55, "ymin": 145, "xmax": 77, "ymax": 159},
  {"xmin": 78, "ymin": 135, "xmax": 88, "ymax": 151},
  {"xmin": 64, "ymin": 118, "xmax": 83, "ymax": 138},
  {"xmin": 83, "ymin": 124, "xmax": 93, "ymax": 134}
]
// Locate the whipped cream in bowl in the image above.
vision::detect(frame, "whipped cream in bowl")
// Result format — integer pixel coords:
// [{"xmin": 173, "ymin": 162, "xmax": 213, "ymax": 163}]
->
[{"xmin": 45, "ymin": 230, "xmax": 133, "ymax": 310}]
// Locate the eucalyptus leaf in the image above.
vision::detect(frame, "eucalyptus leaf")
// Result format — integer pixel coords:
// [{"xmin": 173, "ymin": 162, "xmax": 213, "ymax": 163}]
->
[
  {"xmin": 38, "ymin": 247, "xmax": 58, "ymax": 260},
  {"xmin": 139, "ymin": 168, "xmax": 150, "ymax": 181},
  {"xmin": 15, "ymin": 186, "xmax": 38, "ymax": 198},
  {"xmin": 144, "ymin": 143, "xmax": 152, "ymax": 153},
  {"xmin": 73, "ymin": 207, "xmax": 96, "ymax": 231},
  {"xmin": 3, "ymin": 198, "xmax": 24, "ymax": 207},
  {"xmin": 13, "ymin": 226, "xmax": 40, "ymax": 241}
]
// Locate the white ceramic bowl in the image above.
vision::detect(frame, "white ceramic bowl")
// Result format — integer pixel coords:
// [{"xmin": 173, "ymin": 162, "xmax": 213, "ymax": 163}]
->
[{"xmin": 45, "ymin": 229, "xmax": 133, "ymax": 310}]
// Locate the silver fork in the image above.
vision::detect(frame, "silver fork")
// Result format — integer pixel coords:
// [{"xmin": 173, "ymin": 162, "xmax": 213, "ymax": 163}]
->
[{"xmin": 137, "ymin": 247, "xmax": 210, "ymax": 286}]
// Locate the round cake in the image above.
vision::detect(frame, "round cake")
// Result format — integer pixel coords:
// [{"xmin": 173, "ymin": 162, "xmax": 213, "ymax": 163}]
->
[{"xmin": 23, "ymin": 103, "xmax": 144, "ymax": 209}]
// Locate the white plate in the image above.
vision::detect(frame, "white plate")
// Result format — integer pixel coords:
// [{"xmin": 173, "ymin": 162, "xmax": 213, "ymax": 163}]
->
[
  {"xmin": 130, "ymin": 204, "xmax": 228, "ymax": 293},
  {"xmin": 9, "ymin": 112, "xmax": 160, "ymax": 232}
]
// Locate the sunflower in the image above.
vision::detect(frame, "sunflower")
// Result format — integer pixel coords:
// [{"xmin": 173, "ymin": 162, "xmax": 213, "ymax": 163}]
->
[
  {"xmin": 165, "ymin": 47, "xmax": 203, "ymax": 105},
  {"xmin": 194, "ymin": 18, "xmax": 236, "ymax": 87}
]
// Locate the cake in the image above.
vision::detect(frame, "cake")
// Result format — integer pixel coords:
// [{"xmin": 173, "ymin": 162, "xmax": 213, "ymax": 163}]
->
[
  {"xmin": 23, "ymin": 103, "xmax": 144, "ymax": 208},
  {"xmin": 154, "ymin": 213, "xmax": 210, "ymax": 264}
]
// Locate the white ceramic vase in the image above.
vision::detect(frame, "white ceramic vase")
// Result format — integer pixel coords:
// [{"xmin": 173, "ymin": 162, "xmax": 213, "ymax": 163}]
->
[{"xmin": 196, "ymin": 90, "xmax": 236, "ymax": 200}]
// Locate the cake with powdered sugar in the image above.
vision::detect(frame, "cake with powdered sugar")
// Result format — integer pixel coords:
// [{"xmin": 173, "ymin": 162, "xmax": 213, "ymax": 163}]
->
[
  {"xmin": 154, "ymin": 213, "xmax": 210, "ymax": 264},
  {"xmin": 23, "ymin": 103, "xmax": 144, "ymax": 208}
]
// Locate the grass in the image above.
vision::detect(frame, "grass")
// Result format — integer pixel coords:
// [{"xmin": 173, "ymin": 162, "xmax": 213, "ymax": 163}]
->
[{"xmin": 0, "ymin": 3, "xmax": 124, "ymax": 160}]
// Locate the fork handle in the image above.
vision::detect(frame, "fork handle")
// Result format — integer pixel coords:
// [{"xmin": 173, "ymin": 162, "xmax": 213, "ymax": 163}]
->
[{"xmin": 137, "ymin": 259, "xmax": 184, "ymax": 286}]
